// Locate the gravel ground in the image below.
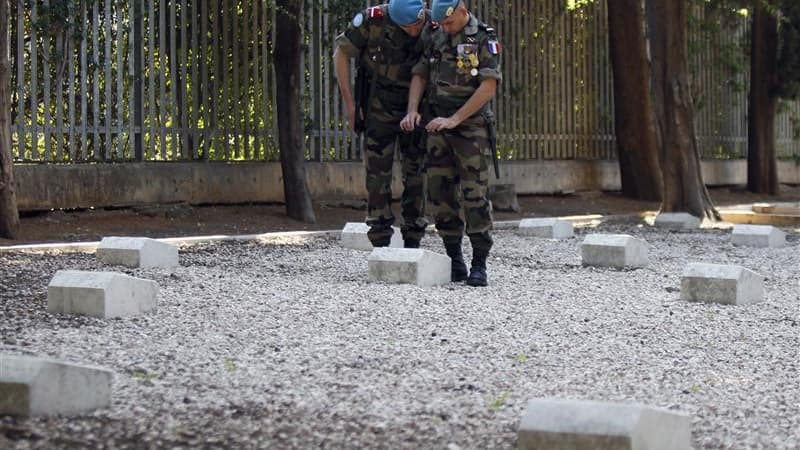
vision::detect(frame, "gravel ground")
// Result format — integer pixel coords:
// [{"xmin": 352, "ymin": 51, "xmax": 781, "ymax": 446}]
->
[{"xmin": 1, "ymin": 221, "xmax": 799, "ymax": 449}]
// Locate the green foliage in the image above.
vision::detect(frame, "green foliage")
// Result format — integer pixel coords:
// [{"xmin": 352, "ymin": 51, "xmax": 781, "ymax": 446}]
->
[
  {"xmin": 131, "ymin": 369, "xmax": 159, "ymax": 380},
  {"xmin": 485, "ymin": 391, "xmax": 510, "ymax": 411},
  {"xmin": 224, "ymin": 358, "xmax": 238, "ymax": 372},
  {"xmin": 566, "ymin": 0, "xmax": 595, "ymax": 11}
]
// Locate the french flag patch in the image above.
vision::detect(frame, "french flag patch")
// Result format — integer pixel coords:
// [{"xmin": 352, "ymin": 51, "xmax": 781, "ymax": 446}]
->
[
  {"xmin": 368, "ymin": 6, "xmax": 383, "ymax": 19},
  {"xmin": 488, "ymin": 40, "xmax": 501, "ymax": 55}
]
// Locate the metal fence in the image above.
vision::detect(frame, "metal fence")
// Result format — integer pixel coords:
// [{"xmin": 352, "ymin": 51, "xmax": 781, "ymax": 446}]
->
[{"xmin": 10, "ymin": 0, "xmax": 800, "ymax": 163}]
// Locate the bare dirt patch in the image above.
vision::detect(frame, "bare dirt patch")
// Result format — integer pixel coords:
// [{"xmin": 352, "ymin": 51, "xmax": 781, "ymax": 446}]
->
[{"xmin": 3, "ymin": 185, "xmax": 800, "ymax": 245}]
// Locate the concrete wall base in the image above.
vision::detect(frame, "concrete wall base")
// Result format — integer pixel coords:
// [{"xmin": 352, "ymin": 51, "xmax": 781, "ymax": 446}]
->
[{"xmin": 13, "ymin": 160, "xmax": 800, "ymax": 211}]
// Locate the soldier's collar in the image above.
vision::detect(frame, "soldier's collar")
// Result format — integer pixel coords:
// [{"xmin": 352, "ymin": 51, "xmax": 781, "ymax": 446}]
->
[{"xmin": 463, "ymin": 13, "xmax": 479, "ymax": 35}]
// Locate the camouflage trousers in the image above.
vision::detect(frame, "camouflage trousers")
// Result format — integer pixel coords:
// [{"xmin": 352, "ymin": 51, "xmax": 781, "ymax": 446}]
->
[
  {"xmin": 364, "ymin": 97, "xmax": 428, "ymax": 246},
  {"xmin": 426, "ymin": 116, "xmax": 493, "ymax": 251}
]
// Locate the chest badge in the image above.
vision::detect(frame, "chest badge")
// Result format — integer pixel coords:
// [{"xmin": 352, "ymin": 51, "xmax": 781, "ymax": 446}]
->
[{"xmin": 352, "ymin": 12, "xmax": 364, "ymax": 28}]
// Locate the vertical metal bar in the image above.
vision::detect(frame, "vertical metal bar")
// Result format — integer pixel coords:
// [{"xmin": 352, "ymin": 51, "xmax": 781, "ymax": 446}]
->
[
  {"xmin": 92, "ymin": 1, "xmax": 101, "ymax": 159},
  {"xmin": 201, "ymin": 0, "xmax": 211, "ymax": 159},
  {"xmin": 220, "ymin": 0, "xmax": 228, "ymax": 158},
  {"xmin": 252, "ymin": 0, "xmax": 260, "ymax": 158},
  {"xmin": 67, "ymin": 14, "xmax": 75, "ymax": 160},
  {"xmin": 307, "ymin": 1, "xmax": 319, "ymax": 160},
  {"xmin": 180, "ymin": 0, "xmax": 188, "ymax": 159},
  {"xmin": 54, "ymin": 16, "xmax": 64, "ymax": 160},
  {"xmin": 242, "ymin": 0, "xmax": 250, "ymax": 159},
  {"xmin": 80, "ymin": 0, "xmax": 88, "ymax": 160},
  {"xmin": 169, "ymin": 0, "xmax": 179, "ymax": 158},
  {"xmin": 16, "ymin": 0, "xmax": 24, "ymax": 159},
  {"xmin": 129, "ymin": 0, "xmax": 136, "ymax": 159},
  {"xmin": 190, "ymin": 0, "xmax": 199, "ymax": 159},
  {"xmin": 158, "ymin": 0, "xmax": 167, "ymax": 158},
  {"xmin": 41, "ymin": 0, "xmax": 51, "ymax": 160},
  {"xmin": 116, "ymin": 0, "xmax": 124, "ymax": 159},
  {"xmin": 148, "ymin": 0, "xmax": 155, "ymax": 158},
  {"xmin": 103, "ymin": 0, "xmax": 112, "ymax": 159},
  {"xmin": 233, "ymin": 0, "xmax": 241, "ymax": 159},
  {"xmin": 267, "ymin": 1, "xmax": 276, "ymax": 159}
]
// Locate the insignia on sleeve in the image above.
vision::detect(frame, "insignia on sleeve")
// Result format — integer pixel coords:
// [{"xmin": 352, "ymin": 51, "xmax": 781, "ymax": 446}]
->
[
  {"xmin": 487, "ymin": 40, "xmax": 501, "ymax": 55},
  {"xmin": 352, "ymin": 12, "xmax": 364, "ymax": 27},
  {"xmin": 367, "ymin": 6, "xmax": 383, "ymax": 20}
]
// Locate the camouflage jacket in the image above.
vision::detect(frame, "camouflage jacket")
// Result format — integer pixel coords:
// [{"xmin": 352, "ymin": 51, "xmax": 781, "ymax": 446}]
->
[
  {"xmin": 334, "ymin": 4, "xmax": 427, "ymax": 96},
  {"xmin": 412, "ymin": 13, "xmax": 502, "ymax": 117}
]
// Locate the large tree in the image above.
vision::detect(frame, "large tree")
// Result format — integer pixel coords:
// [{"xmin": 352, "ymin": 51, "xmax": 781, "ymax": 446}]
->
[
  {"xmin": 647, "ymin": 0, "xmax": 720, "ymax": 219},
  {"xmin": 607, "ymin": 0, "xmax": 663, "ymax": 201},
  {"xmin": 274, "ymin": 0, "xmax": 316, "ymax": 223},
  {"xmin": 748, "ymin": 3, "xmax": 779, "ymax": 194},
  {"xmin": 0, "ymin": 0, "xmax": 18, "ymax": 238},
  {"xmin": 748, "ymin": 0, "xmax": 800, "ymax": 194}
]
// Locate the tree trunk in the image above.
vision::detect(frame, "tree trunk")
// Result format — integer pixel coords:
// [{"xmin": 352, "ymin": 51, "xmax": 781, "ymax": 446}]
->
[
  {"xmin": 0, "ymin": 0, "xmax": 19, "ymax": 238},
  {"xmin": 748, "ymin": 4, "xmax": 779, "ymax": 195},
  {"xmin": 647, "ymin": 0, "xmax": 719, "ymax": 220},
  {"xmin": 607, "ymin": 0, "xmax": 662, "ymax": 201},
  {"xmin": 274, "ymin": 0, "xmax": 315, "ymax": 223}
]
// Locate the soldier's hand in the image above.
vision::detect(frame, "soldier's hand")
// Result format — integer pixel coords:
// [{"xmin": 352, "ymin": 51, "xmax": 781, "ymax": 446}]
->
[
  {"xmin": 400, "ymin": 112, "xmax": 421, "ymax": 132},
  {"xmin": 426, "ymin": 116, "xmax": 459, "ymax": 133}
]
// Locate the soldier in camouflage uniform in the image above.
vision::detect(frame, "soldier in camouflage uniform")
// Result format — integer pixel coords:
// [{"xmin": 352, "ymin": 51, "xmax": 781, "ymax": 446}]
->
[
  {"xmin": 401, "ymin": 0, "xmax": 501, "ymax": 286},
  {"xmin": 333, "ymin": 0, "xmax": 429, "ymax": 248}
]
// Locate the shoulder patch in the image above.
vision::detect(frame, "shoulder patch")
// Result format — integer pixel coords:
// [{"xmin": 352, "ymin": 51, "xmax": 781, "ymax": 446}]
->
[
  {"xmin": 352, "ymin": 12, "xmax": 364, "ymax": 28},
  {"xmin": 367, "ymin": 6, "xmax": 384, "ymax": 21},
  {"xmin": 479, "ymin": 23, "xmax": 497, "ymax": 37},
  {"xmin": 487, "ymin": 40, "xmax": 501, "ymax": 55}
]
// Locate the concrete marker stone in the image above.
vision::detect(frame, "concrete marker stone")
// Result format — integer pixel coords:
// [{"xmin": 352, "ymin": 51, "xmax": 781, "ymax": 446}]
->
[
  {"xmin": 680, "ymin": 263, "xmax": 764, "ymax": 305},
  {"xmin": 518, "ymin": 218, "xmax": 574, "ymax": 239},
  {"xmin": 518, "ymin": 398, "xmax": 691, "ymax": 450},
  {"xmin": 581, "ymin": 234, "xmax": 648, "ymax": 269},
  {"xmin": 731, "ymin": 224, "xmax": 786, "ymax": 248},
  {"xmin": 0, "ymin": 354, "xmax": 112, "ymax": 416},
  {"xmin": 96, "ymin": 237, "xmax": 179, "ymax": 268},
  {"xmin": 340, "ymin": 222, "xmax": 403, "ymax": 251},
  {"xmin": 47, "ymin": 270, "xmax": 159, "ymax": 319},
  {"xmin": 368, "ymin": 248, "xmax": 450, "ymax": 287},
  {"xmin": 653, "ymin": 212, "xmax": 701, "ymax": 230}
]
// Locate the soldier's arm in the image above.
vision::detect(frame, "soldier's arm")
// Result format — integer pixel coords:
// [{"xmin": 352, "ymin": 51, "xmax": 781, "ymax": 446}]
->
[
  {"xmin": 333, "ymin": 47, "xmax": 357, "ymax": 131},
  {"xmin": 426, "ymin": 79, "xmax": 496, "ymax": 132},
  {"xmin": 449, "ymin": 78, "xmax": 496, "ymax": 124},
  {"xmin": 333, "ymin": 12, "xmax": 370, "ymax": 131}
]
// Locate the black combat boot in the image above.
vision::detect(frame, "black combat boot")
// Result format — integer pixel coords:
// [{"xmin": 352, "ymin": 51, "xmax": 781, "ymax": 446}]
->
[
  {"xmin": 444, "ymin": 241, "xmax": 468, "ymax": 282},
  {"xmin": 404, "ymin": 238, "xmax": 421, "ymax": 248},
  {"xmin": 370, "ymin": 237, "xmax": 391, "ymax": 248},
  {"xmin": 466, "ymin": 248, "xmax": 489, "ymax": 287}
]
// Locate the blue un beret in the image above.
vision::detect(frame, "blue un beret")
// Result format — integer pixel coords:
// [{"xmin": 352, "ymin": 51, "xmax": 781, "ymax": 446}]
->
[
  {"xmin": 388, "ymin": 0, "xmax": 425, "ymax": 25},
  {"xmin": 431, "ymin": 0, "xmax": 460, "ymax": 21}
]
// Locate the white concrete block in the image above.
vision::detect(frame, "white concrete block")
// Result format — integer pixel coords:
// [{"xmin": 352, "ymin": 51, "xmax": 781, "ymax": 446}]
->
[
  {"xmin": 340, "ymin": 222, "xmax": 403, "ymax": 251},
  {"xmin": 731, "ymin": 224, "xmax": 786, "ymax": 248},
  {"xmin": 518, "ymin": 218, "xmax": 574, "ymax": 239},
  {"xmin": 680, "ymin": 263, "xmax": 764, "ymax": 305},
  {"xmin": 581, "ymin": 234, "xmax": 648, "ymax": 268},
  {"xmin": 654, "ymin": 212, "xmax": 701, "ymax": 230},
  {"xmin": 368, "ymin": 248, "xmax": 450, "ymax": 287},
  {"xmin": 0, "ymin": 354, "xmax": 112, "ymax": 416},
  {"xmin": 47, "ymin": 270, "xmax": 159, "ymax": 319},
  {"xmin": 518, "ymin": 398, "xmax": 691, "ymax": 450},
  {"xmin": 96, "ymin": 237, "xmax": 179, "ymax": 268}
]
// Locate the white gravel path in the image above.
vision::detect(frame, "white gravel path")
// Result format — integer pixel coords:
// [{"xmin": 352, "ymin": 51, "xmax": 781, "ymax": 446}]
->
[{"xmin": 1, "ymin": 222, "xmax": 799, "ymax": 449}]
